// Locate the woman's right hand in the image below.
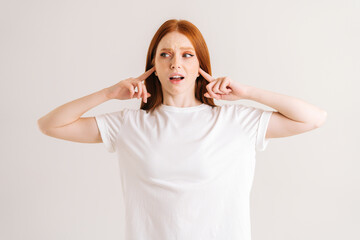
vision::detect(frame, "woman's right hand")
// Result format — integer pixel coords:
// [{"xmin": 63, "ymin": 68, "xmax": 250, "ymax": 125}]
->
[{"xmin": 105, "ymin": 66, "xmax": 155, "ymax": 103}]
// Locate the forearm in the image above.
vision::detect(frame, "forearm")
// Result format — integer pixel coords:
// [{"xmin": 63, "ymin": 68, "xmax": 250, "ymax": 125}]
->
[
  {"xmin": 245, "ymin": 86, "xmax": 327, "ymax": 126},
  {"xmin": 38, "ymin": 88, "xmax": 110, "ymax": 129}
]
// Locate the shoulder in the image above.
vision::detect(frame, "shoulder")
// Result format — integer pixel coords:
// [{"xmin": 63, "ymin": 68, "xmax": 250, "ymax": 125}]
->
[
  {"xmin": 217, "ymin": 104, "xmax": 273, "ymax": 124},
  {"xmin": 217, "ymin": 103, "xmax": 255, "ymax": 113},
  {"xmin": 95, "ymin": 107, "xmax": 138, "ymax": 123}
]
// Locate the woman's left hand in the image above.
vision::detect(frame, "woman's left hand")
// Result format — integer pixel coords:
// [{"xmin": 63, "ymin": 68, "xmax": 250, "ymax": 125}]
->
[{"xmin": 199, "ymin": 67, "xmax": 250, "ymax": 101}]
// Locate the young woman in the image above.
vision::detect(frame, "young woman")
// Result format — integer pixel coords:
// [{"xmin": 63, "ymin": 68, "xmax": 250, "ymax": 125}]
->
[{"xmin": 38, "ymin": 19, "xmax": 327, "ymax": 240}]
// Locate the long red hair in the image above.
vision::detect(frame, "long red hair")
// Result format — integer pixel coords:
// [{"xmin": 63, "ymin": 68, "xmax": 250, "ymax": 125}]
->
[{"xmin": 141, "ymin": 19, "xmax": 218, "ymax": 113}]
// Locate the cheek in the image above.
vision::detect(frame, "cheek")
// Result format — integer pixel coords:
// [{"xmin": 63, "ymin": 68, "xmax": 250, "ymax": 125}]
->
[
  {"xmin": 189, "ymin": 61, "xmax": 199, "ymax": 73},
  {"xmin": 189, "ymin": 57, "xmax": 199, "ymax": 67},
  {"xmin": 155, "ymin": 58, "xmax": 166, "ymax": 68}
]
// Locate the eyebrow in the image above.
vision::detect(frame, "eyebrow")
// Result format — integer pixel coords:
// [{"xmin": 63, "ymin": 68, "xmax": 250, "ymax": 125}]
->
[{"xmin": 160, "ymin": 47, "xmax": 195, "ymax": 51}]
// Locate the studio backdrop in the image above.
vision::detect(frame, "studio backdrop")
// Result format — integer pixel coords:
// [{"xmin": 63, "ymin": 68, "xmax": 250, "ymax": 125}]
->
[{"xmin": 0, "ymin": 0, "xmax": 359, "ymax": 240}]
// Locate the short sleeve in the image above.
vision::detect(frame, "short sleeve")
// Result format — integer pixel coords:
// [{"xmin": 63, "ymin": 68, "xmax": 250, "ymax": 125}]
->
[
  {"xmin": 256, "ymin": 110, "xmax": 273, "ymax": 151},
  {"xmin": 94, "ymin": 109, "xmax": 129, "ymax": 153},
  {"xmin": 235, "ymin": 104, "xmax": 274, "ymax": 152}
]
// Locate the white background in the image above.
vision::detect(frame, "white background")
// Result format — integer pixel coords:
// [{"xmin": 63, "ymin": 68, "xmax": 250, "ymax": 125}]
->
[{"xmin": 1, "ymin": 0, "xmax": 359, "ymax": 239}]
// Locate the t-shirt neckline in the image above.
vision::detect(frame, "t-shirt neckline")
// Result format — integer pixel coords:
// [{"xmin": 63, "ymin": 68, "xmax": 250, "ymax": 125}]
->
[{"xmin": 158, "ymin": 103, "xmax": 209, "ymax": 113}]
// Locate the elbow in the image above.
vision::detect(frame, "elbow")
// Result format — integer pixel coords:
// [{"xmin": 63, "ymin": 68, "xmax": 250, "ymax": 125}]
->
[
  {"xmin": 314, "ymin": 110, "xmax": 327, "ymax": 128},
  {"xmin": 37, "ymin": 120, "xmax": 44, "ymax": 134},
  {"xmin": 37, "ymin": 118, "xmax": 48, "ymax": 134}
]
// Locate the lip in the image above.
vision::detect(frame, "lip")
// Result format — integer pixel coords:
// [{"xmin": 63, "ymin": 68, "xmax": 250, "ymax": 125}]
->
[
  {"xmin": 170, "ymin": 78, "xmax": 184, "ymax": 84},
  {"xmin": 169, "ymin": 72, "xmax": 185, "ymax": 79}
]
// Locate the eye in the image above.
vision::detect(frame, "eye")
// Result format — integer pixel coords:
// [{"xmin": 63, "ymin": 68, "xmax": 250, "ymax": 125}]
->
[{"xmin": 160, "ymin": 52, "xmax": 194, "ymax": 58}]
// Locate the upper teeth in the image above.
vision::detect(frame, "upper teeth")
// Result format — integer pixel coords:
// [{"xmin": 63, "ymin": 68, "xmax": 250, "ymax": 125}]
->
[{"xmin": 172, "ymin": 76, "xmax": 182, "ymax": 78}]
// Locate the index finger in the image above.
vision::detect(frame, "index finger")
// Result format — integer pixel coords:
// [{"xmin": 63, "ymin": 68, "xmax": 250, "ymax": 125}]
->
[
  {"xmin": 138, "ymin": 66, "xmax": 155, "ymax": 81},
  {"xmin": 198, "ymin": 67, "xmax": 215, "ymax": 82}
]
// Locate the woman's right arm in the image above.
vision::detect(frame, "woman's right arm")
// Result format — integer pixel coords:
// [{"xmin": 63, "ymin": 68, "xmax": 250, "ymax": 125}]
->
[
  {"xmin": 37, "ymin": 66, "xmax": 155, "ymax": 143},
  {"xmin": 37, "ymin": 88, "xmax": 112, "ymax": 143}
]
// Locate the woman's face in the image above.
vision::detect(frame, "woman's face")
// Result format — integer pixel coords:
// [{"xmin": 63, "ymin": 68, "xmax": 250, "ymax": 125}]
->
[{"xmin": 154, "ymin": 31, "xmax": 200, "ymax": 97}]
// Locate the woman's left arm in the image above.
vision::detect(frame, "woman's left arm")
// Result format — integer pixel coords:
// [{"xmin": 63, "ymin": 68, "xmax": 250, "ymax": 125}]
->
[
  {"xmin": 244, "ymin": 86, "xmax": 327, "ymax": 138},
  {"xmin": 198, "ymin": 67, "xmax": 327, "ymax": 138}
]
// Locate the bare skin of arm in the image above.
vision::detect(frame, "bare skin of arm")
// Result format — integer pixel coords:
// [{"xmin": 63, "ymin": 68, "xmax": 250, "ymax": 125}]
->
[
  {"xmin": 199, "ymin": 67, "xmax": 327, "ymax": 139},
  {"xmin": 37, "ymin": 67, "xmax": 155, "ymax": 143}
]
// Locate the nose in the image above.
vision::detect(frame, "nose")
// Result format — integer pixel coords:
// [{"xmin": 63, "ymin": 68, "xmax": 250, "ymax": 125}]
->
[{"xmin": 170, "ymin": 54, "xmax": 181, "ymax": 69}]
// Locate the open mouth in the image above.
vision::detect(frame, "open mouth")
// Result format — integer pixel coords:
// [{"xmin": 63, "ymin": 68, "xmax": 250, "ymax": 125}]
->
[
  {"xmin": 169, "ymin": 76, "xmax": 184, "ymax": 84},
  {"xmin": 169, "ymin": 77, "xmax": 185, "ymax": 80}
]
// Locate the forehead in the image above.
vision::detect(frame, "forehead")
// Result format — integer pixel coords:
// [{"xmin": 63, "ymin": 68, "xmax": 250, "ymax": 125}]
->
[{"xmin": 157, "ymin": 32, "xmax": 194, "ymax": 51}]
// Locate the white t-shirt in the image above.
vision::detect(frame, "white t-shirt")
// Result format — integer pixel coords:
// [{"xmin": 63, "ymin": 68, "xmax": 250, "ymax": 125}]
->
[{"xmin": 95, "ymin": 103, "xmax": 273, "ymax": 240}]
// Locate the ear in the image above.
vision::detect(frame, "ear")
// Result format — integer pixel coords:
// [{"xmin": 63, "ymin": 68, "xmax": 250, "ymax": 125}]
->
[{"xmin": 152, "ymin": 61, "xmax": 157, "ymax": 76}]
